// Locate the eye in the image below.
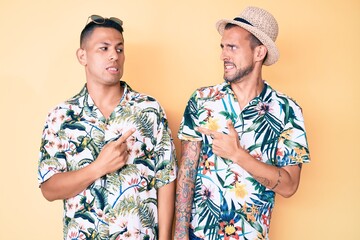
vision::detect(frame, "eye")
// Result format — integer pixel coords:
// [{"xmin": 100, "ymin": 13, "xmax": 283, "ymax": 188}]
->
[
  {"xmin": 116, "ymin": 48, "xmax": 123, "ymax": 53},
  {"xmin": 230, "ymin": 45, "xmax": 237, "ymax": 50},
  {"xmin": 100, "ymin": 47, "xmax": 108, "ymax": 51}
]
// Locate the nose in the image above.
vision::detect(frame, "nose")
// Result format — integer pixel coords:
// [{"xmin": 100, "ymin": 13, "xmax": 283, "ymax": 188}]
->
[
  {"xmin": 109, "ymin": 49, "xmax": 118, "ymax": 61},
  {"xmin": 220, "ymin": 48, "xmax": 228, "ymax": 61}
]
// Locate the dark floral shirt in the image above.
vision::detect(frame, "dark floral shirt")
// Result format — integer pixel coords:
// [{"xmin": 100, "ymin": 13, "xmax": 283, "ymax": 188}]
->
[{"xmin": 178, "ymin": 81, "xmax": 310, "ymax": 239}]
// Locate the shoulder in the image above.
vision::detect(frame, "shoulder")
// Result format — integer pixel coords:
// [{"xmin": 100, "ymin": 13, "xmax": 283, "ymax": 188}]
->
[
  {"xmin": 265, "ymin": 85, "xmax": 305, "ymax": 122},
  {"xmin": 267, "ymin": 85, "xmax": 303, "ymax": 111},
  {"xmin": 43, "ymin": 89, "xmax": 84, "ymax": 125},
  {"xmin": 124, "ymin": 83, "xmax": 166, "ymax": 114},
  {"xmin": 190, "ymin": 82, "xmax": 228, "ymax": 101},
  {"xmin": 128, "ymin": 89, "xmax": 163, "ymax": 108}
]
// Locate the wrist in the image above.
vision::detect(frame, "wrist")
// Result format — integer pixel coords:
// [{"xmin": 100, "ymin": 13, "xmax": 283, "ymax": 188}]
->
[
  {"xmin": 88, "ymin": 160, "xmax": 105, "ymax": 179},
  {"xmin": 231, "ymin": 148, "xmax": 245, "ymax": 165}
]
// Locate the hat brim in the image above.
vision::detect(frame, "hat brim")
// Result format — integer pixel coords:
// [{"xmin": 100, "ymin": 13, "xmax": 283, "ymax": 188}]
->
[{"xmin": 216, "ymin": 19, "xmax": 279, "ymax": 66}]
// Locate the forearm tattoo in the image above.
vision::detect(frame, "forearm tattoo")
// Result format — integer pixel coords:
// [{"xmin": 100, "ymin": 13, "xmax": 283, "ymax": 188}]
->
[
  {"xmin": 271, "ymin": 169, "xmax": 282, "ymax": 190},
  {"xmin": 174, "ymin": 141, "xmax": 200, "ymax": 239},
  {"xmin": 254, "ymin": 176, "xmax": 271, "ymax": 187},
  {"xmin": 252, "ymin": 168, "xmax": 282, "ymax": 190}
]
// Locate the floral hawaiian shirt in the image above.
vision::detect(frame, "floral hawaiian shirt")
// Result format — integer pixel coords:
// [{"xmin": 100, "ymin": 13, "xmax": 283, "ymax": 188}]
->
[
  {"xmin": 38, "ymin": 81, "xmax": 177, "ymax": 240},
  {"xmin": 178, "ymin": 81, "xmax": 310, "ymax": 240}
]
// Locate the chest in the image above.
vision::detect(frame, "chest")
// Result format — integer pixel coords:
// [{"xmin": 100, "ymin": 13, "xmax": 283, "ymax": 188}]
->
[
  {"xmin": 198, "ymin": 97, "xmax": 285, "ymax": 161},
  {"xmin": 58, "ymin": 105, "xmax": 158, "ymax": 169}
]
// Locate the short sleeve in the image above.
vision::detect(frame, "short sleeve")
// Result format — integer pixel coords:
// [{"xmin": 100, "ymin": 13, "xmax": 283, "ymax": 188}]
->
[
  {"xmin": 275, "ymin": 103, "xmax": 310, "ymax": 167},
  {"xmin": 178, "ymin": 91, "xmax": 203, "ymax": 141},
  {"xmin": 153, "ymin": 105, "xmax": 177, "ymax": 189},
  {"xmin": 37, "ymin": 108, "xmax": 68, "ymax": 185}
]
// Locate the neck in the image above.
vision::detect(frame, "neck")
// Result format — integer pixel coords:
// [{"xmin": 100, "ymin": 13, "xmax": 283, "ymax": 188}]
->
[
  {"xmin": 87, "ymin": 81, "xmax": 123, "ymax": 118},
  {"xmin": 230, "ymin": 71, "xmax": 264, "ymax": 109}
]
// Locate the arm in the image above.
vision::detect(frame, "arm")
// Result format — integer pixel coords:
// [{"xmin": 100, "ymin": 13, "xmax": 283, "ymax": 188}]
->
[
  {"xmin": 174, "ymin": 141, "xmax": 201, "ymax": 240},
  {"xmin": 40, "ymin": 128, "xmax": 135, "ymax": 201},
  {"xmin": 158, "ymin": 180, "xmax": 175, "ymax": 240},
  {"xmin": 231, "ymin": 151, "xmax": 302, "ymax": 198},
  {"xmin": 197, "ymin": 120, "xmax": 301, "ymax": 198}
]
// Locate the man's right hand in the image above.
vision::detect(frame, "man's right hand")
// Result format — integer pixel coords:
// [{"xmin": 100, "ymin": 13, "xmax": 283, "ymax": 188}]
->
[
  {"xmin": 40, "ymin": 128, "xmax": 135, "ymax": 201},
  {"xmin": 95, "ymin": 128, "xmax": 136, "ymax": 175}
]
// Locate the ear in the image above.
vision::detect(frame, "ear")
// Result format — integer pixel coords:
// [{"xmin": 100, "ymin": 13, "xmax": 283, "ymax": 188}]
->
[
  {"xmin": 254, "ymin": 45, "xmax": 268, "ymax": 63},
  {"xmin": 76, "ymin": 48, "xmax": 87, "ymax": 66}
]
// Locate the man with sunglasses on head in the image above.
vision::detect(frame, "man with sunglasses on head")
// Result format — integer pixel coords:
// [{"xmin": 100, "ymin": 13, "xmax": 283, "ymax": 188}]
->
[
  {"xmin": 38, "ymin": 15, "xmax": 177, "ymax": 240},
  {"xmin": 174, "ymin": 6, "xmax": 310, "ymax": 240}
]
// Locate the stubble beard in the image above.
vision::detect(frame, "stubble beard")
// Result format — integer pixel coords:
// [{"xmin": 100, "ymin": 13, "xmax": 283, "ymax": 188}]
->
[{"xmin": 224, "ymin": 63, "xmax": 254, "ymax": 84}]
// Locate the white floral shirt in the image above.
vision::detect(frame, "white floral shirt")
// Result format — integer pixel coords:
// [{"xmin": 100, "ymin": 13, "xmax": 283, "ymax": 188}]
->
[{"xmin": 38, "ymin": 81, "xmax": 177, "ymax": 240}]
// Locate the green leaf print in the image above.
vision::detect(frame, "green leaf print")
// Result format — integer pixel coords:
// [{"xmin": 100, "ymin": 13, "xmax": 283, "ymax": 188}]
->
[
  {"xmin": 90, "ymin": 186, "xmax": 107, "ymax": 211},
  {"xmin": 74, "ymin": 212, "xmax": 95, "ymax": 224}
]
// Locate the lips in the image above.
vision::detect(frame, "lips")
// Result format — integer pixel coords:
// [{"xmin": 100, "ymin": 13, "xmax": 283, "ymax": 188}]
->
[
  {"xmin": 106, "ymin": 66, "xmax": 119, "ymax": 73},
  {"xmin": 224, "ymin": 62, "xmax": 235, "ymax": 70}
]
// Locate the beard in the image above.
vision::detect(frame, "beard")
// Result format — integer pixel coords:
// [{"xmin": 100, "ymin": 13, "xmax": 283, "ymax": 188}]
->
[{"xmin": 224, "ymin": 62, "xmax": 254, "ymax": 83}]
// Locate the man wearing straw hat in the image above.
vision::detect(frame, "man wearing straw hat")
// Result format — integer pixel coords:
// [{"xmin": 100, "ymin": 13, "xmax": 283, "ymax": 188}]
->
[{"xmin": 175, "ymin": 6, "xmax": 310, "ymax": 239}]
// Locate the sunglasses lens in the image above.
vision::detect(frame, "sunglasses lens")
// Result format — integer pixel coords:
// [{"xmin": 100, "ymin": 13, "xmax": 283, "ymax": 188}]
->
[
  {"xmin": 87, "ymin": 15, "xmax": 123, "ymax": 26},
  {"xmin": 109, "ymin": 17, "xmax": 123, "ymax": 26},
  {"xmin": 90, "ymin": 15, "xmax": 105, "ymax": 24}
]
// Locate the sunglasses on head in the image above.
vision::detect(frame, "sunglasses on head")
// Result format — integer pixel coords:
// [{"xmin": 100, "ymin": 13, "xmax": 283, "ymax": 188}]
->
[{"xmin": 86, "ymin": 15, "xmax": 123, "ymax": 26}]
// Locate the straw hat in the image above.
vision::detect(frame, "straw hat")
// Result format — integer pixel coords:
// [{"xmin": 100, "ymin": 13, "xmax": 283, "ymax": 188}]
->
[{"xmin": 216, "ymin": 6, "xmax": 279, "ymax": 65}]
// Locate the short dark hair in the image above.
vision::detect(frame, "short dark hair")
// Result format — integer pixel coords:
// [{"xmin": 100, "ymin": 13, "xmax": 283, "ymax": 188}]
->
[
  {"xmin": 224, "ymin": 23, "xmax": 262, "ymax": 50},
  {"xmin": 80, "ymin": 19, "xmax": 124, "ymax": 47}
]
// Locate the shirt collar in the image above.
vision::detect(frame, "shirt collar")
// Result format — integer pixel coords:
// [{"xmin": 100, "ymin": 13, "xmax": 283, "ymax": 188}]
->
[
  {"xmin": 222, "ymin": 80, "xmax": 272, "ymax": 105},
  {"xmin": 222, "ymin": 80, "xmax": 272, "ymax": 101},
  {"xmin": 75, "ymin": 81, "xmax": 133, "ymax": 108}
]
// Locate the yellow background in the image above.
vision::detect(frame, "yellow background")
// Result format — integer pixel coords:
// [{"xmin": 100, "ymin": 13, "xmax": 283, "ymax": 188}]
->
[{"xmin": 0, "ymin": 0, "xmax": 359, "ymax": 239}]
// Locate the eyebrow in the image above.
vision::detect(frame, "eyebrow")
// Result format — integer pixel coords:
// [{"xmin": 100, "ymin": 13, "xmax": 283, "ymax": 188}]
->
[
  {"xmin": 220, "ymin": 43, "xmax": 237, "ymax": 48},
  {"xmin": 98, "ymin": 41, "xmax": 124, "ymax": 46}
]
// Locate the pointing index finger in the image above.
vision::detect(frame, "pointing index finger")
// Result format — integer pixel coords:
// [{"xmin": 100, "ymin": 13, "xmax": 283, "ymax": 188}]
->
[
  {"xmin": 226, "ymin": 120, "xmax": 238, "ymax": 136},
  {"xmin": 196, "ymin": 126, "xmax": 216, "ymax": 137},
  {"xmin": 117, "ymin": 128, "xmax": 136, "ymax": 143}
]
